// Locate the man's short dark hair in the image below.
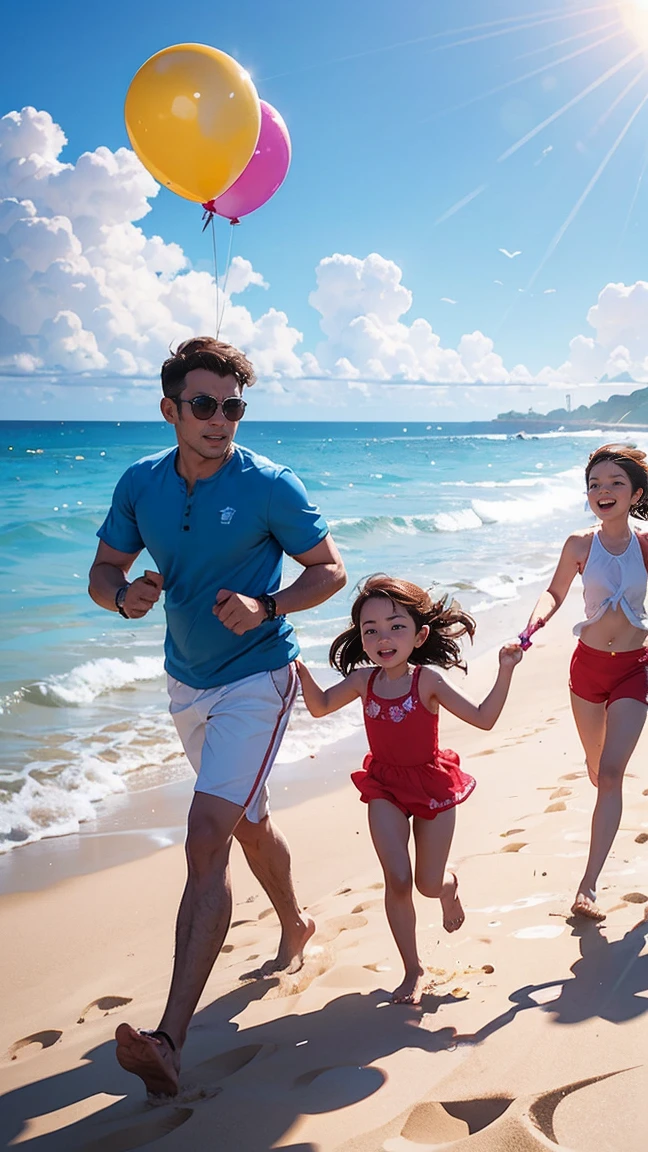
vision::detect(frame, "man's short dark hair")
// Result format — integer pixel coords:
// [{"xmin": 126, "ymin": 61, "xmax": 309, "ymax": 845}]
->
[{"xmin": 161, "ymin": 338, "xmax": 256, "ymax": 400}]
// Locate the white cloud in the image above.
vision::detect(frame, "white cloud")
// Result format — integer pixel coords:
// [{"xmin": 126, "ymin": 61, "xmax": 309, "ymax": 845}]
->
[
  {"xmin": 0, "ymin": 106, "xmax": 298, "ymax": 383},
  {"xmin": 2, "ymin": 106, "xmax": 648, "ymax": 421}
]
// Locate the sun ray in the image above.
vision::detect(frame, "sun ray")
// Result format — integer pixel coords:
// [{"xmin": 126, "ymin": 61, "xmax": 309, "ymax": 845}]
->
[
  {"xmin": 525, "ymin": 90, "xmax": 648, "ymax": 290},
  {"xmin": 426, "ymin": 27, "xmax": 626, "ymax": 122},
  {"xmin": 514, "ymin": 17, "xmax": 621, "ymax": 60},
  {"xmin": 260, "ymin": 5, "xmax": 617, "ymax": 82},
  {"xmin": 618, "ymin": 137, "xmax": 648, "ymax": 242},
  {"xmin": 498, "ymin": 46, "xmax": 642, "ymax": 160},
  {"xmin": 434, "ymin": 184, "xmax": 488, "ymax": 225},
  {"xmin": 589, "ymin": 65, "xmax": 645, "ymax": 134}
]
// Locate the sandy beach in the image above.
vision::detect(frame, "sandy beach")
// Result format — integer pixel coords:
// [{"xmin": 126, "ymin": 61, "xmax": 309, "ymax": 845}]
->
[{"xmin": 1, "ymin": 595, "xmax": 648, "ymax": 1152}]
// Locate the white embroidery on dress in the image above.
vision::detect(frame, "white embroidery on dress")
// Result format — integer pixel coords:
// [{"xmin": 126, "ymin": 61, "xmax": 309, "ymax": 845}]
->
[{"xmin": 366, "ymin": 693, "xmax": 416, "ymax": 722}]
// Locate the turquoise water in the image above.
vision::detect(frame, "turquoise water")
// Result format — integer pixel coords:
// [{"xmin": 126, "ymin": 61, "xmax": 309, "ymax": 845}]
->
[{"xmin": 0, "ymin": 418, "xmax": 622, "ymax": 852}]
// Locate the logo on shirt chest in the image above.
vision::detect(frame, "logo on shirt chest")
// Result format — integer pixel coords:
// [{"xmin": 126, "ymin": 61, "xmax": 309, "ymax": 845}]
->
[{"xmin": 220, "ymin": 507, "xmax": 236, "ymax": 525}]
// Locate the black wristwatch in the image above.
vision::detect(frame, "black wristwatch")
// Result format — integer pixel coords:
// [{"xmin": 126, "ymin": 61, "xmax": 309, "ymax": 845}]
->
[
  {"xmin": 257, "ymin": 593, "xmax": 277, "ymax": 622},
  {"xmin": 115, "ymin": 584, "xmax": 131, "ymax": 619}
]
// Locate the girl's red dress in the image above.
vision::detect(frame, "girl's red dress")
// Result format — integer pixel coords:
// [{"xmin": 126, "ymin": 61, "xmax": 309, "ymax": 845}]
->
[{"xmin": 351, "ymin": 665, "xmax": 476, "ymax": 820}]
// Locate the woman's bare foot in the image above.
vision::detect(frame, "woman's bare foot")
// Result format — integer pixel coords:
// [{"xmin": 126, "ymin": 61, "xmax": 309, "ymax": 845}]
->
[
  {"xmin": 440, "ymin": 871, "xmax": 465, "ymax": 933},
  {"xmin": 391, "ymin": 966, "xmax": 426, "ymax": 1005},
  {"xmin": 571, "ymin": 887, "xmax": 605, "ymax": 921},
  {"xmin": 249, "ymin": 914, "xmax": 316, "ymax": 978},
  {"xmin": 115, "ymin": 1024, "xmax": 180, "ymax": 1097}
]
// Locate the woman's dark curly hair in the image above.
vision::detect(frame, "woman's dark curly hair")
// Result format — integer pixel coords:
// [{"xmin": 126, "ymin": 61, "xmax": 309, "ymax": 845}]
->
[
  {"xmin": 329, "ymin": 574, "xmax": 476, "ymax": 677},
  {"xmin": 585, "ymin": 443, "xmax": 648, "ymax": 520}
]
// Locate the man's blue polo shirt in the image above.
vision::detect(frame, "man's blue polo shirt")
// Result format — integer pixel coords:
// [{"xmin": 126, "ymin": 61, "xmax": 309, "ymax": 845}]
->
[{"xmin": 97, "ymin": 445, "xmax": 329, "ymax": 689}]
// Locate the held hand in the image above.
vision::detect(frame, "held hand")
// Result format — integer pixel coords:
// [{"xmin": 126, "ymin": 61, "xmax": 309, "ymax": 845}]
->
[
  {"xmin": 124, "ymin": 570, "xmax": 163, "ymax": 619},
  {"xmin": 213, "ymin": 589, "xmax": 267, "ymax": 635},
  {"xmin": 499, "ymin": 641, "xmax": 523, "ymax": 669}
]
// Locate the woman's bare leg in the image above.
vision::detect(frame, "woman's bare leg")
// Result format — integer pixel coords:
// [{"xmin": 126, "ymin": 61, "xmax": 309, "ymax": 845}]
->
[
  {"xmin": 570, "ymin": 691, "xmax": 606, "ymax": 786},
  {"xmin": 573, "ymin": 697, "xmax": 646, "ymax": 919}
]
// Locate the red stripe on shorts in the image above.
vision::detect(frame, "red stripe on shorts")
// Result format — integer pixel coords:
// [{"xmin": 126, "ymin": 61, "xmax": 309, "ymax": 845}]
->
[{"xmin": 243, "ymin": 664, "xmax": 297, "ymax": 810}]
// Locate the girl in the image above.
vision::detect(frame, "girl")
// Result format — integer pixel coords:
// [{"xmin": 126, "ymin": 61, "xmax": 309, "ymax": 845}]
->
[
  {"xmin": 523, "ymin": 443, "xmax": 648, "ymax": 922},
  {"xmin": 296, "ymin": 575, "xmax": 522, "ymax": 1005}
]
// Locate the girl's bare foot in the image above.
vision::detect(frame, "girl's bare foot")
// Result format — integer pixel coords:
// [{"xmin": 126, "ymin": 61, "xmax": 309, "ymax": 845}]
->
[
  {"xmin": 440, "ymin": 871, "xmax": 465, "ymax": 933},
  {"xmin": 571, "ymin": 887, "xmax": 605, "ymax": 921},
  {"xmin": 391, "ymin": 966, "xmax": 426, "ymax": 1005},
  {"xmin": 115, "ymin": 1024, "xmax": 180, "ymax": 1097}
]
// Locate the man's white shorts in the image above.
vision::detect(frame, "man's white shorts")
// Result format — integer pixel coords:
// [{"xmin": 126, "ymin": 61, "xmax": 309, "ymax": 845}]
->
[{"xmin": 167, "ymin": 664, "xmax": 297, "ymax": 822}]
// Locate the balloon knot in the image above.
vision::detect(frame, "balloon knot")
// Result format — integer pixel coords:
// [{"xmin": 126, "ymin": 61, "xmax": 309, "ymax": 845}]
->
[
  {"xmin": 230, "ymin": 217, "xmax": 241, "ymax": 226},
  {"xmin": 201, "ymin": 202, "xmax": 217, "ymax": 232}
]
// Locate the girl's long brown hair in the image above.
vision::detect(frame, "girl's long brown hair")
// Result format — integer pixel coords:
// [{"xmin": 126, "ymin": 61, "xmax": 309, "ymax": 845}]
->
[
  {"xmin": 586, "ymin": 443, "xmax": 648, "ymax": 520},
  {"xmin": 329, "ymin": 574, "xmax": 476, "ymax": 677}
]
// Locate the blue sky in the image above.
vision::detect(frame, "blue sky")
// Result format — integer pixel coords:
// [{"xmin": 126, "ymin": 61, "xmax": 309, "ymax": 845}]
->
[{"xmin": 2, "ymin": 0, "xmax": 648, "ymax": 418}]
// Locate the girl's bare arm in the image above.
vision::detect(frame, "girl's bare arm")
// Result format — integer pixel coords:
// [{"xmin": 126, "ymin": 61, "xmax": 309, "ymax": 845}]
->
[
  {"xmin": 419, "ymin": 643, "xmax": 522, "ymax": 731},
  {"xmin": 295, "ymin": 660, "xmax": 368, "ymax": 717},
  {"xmin": 526, "ymin": 532, "xmax": 590, "ymax": 630}
]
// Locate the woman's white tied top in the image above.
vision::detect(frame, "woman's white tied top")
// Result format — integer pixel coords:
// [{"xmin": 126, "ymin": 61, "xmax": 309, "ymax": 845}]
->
[{"xmin": 573, "ymin": 531, "xmax": 648, "ymax": 637}]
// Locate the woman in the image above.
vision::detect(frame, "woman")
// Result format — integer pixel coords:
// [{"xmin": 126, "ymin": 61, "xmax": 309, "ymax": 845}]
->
[{"xmin": 524, "ymin": 443, "xmax": 648, "ymax": 920}]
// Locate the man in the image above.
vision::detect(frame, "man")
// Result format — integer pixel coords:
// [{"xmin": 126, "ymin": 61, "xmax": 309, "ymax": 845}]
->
[{"xmin": 89, "ymin": 337, "xmax": 346, "ymax": 1096}]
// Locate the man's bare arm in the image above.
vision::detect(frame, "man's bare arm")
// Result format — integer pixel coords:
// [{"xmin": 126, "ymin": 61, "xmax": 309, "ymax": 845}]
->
[
  {"xmin": 89, "ymin": 540, "xmax": 163, "ymax": 619},
  {"xmin": 214, "ymin": 535, "xmax": 346, "ymax": 635}
]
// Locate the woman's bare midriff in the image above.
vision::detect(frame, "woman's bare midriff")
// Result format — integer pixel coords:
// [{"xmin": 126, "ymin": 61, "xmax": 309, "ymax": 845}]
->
[{"xmin": 580, "ymin": 604, "xmax": 648, "ymax": 652}]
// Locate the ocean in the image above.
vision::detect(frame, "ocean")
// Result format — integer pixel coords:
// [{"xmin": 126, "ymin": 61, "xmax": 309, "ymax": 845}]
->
[{"xmin": 0, "ymin": 418, "xmax": 632, "ymax": 857}]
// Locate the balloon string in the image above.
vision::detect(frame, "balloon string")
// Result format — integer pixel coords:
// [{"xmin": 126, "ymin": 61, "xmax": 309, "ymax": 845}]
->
[
  {"xmin": 209, "ymin": 215, "xmax": 219, "ymax": 339},
  {"xmin": 217, "ymin": 223, "xmax": 236, "ymax": 338}
]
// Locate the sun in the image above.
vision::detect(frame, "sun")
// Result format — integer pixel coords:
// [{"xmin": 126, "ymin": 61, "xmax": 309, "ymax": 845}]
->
[{"xmin": 618, "ymin": 0, "xmax": 648, "ymax": 53}]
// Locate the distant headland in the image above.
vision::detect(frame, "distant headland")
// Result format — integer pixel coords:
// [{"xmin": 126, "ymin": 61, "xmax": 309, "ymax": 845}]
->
[{"xmin": 497, "ymin": 381, "xmax": 648, "ymax": 429}]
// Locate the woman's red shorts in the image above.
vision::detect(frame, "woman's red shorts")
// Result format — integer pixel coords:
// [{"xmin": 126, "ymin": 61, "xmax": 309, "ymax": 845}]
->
[{"xmin": 569, "ymin": 640, "xmax": 648, "ymax": 707}]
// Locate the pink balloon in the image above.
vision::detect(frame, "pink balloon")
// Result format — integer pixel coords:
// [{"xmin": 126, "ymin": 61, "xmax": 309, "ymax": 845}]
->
[{"xmin": 204, "ymin": 101, "xmax": 291, "ymax": 221}]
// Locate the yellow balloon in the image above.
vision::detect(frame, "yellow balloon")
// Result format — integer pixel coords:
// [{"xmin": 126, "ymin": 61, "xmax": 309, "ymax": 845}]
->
[{"xmin": 125, "ymin": 43, "xmax": 261, "ymax": 203}]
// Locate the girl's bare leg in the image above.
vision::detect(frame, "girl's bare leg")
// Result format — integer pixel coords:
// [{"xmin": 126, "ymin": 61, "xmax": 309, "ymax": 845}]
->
[
  {"xmin": 413, "ymin": 808, "xmax": 463, "ymax": 931},
  {"xmin": 368, "ymin": 799, "xmax": 423, "ymax": 1004},
  {"xmin": 570, "ymin": 691, "xmax": 607, "ymax": 785},
  {"xmin": 573, "ymin": 697, "xmax": 646, "ymax": 919}
]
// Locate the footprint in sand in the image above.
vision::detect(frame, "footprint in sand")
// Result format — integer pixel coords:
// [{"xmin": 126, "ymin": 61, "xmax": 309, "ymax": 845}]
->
[
  {"xmin": 193, "ymin": 1043, "xmax": 265, "ymax": 1082},
  {"xmin": 622, "ymin": 891, "xmax": 648, "ymax": 903},
  {"xmin": 635, "ymin": 833, "xmax": 648, "ymax": 844},
  {"xmin": 550, "ymin": 787, "xmax": 572, "ymax": 800},
  {"xmin": 86, "ymin": 1108, "xmax": 193, "ymax": 1152},
  {"xmin": 500, "ymin": 828, "xmax": 525, "ymax": 838},
  {"xmin": 387, "ymin": 1095, "xmax": 514, "ymax": 1147},
  {"xmin": 351, "ymin": 899, "xmax": 381, "ymax": 914},
  {"xmin": 7, "ymin": 1031, "xmax": 63, "ymax": 1061},
  {"xmin": 313, "ymin": 913, "xmax": 369, "ymax": 943},
  {"xmin": 77, "ymin": 996, "xmax": 132, "ymax": 1024},
  {"xmin": 346, "ymin": 1070, "xmax": 632, "ymax": 1152},
  {"xmin": 368, "ymin": 881, "xmax": 384, "ymax": 890},
  {"xmin": 561, "ymin": 771, "xmax": 587, "ymax": 781},
  {"xmin": 295, "ymin": 1064, "xmax": 386, "ymax": 1110},
  {"xmin": 500, "ymin": 842, "xmax": 528, "ymax": 853},
  {"xmin": 545, "ymin": 801, "xmax": 567, "ymax": 813}
]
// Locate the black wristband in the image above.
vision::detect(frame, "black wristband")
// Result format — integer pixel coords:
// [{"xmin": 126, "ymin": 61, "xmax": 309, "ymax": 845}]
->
[
  {"xmin": 257, "ymin": 593, "xmax": 277, "ymax": 622},
  {"xmin": 115, "ymin": 584, "xmax": 131, "ymax": 619}
]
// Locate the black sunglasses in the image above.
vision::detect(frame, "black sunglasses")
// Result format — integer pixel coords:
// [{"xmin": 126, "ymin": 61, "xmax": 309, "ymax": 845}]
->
[{"xmin": 176, "ymin": 394, "xmax": 247, "ymax": 422}]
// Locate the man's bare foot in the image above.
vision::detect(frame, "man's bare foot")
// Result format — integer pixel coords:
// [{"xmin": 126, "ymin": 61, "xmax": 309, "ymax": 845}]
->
[
  {"xmin": 440, "ymin": 871, "xmax": 465, "ymax": 933},
  {"xmin": 115, "ymin": 1023, "xmax": 180, "ymax": 1097},
  {"xmin": 247, "ymin": 914, "xmax": 316, "ymax": 978},
  {"xmin": 571, "ymin": 887, "xmax": 605, "ymax": 921},
  {"xmin": 391, "ymin": 966, "xmax": 426, "ymax": 1005}
]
